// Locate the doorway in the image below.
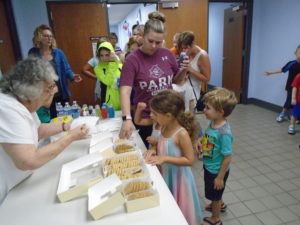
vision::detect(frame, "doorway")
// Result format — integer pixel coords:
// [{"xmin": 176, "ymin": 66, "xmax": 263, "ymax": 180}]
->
[
  {"xmin": 0, "ymin": 0, "xmax": 21, "ymax": 75},
  {"xmin": 47, "ymin": 1, "xmax": 109, "ymax": 106},
  {"xmin": 107, "ymin": 3, "xmax": 157, "ymax": 52},
  {"xmin": 208, "ymin": 0, "xmax": 253, "ymax": 103}
]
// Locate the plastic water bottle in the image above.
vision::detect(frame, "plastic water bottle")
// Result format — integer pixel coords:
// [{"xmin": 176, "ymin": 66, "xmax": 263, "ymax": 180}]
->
[
  {"xmin": 95, "ymin": 105, "xmax": 101, "ymax": 118},
  {"xmin": 101, "ymin": 106, "xmax": 108, "ymax": 119},
  {"xmin": 63, "ymin": 102, "xmax": 72, "ymax": 116},
  {"xmin": 88, "ymin": 105, "xmax": 94, "ymax": 116},
  {"xmin": 108, "ymin": 105, "xmax": 115, "ymax": 118},
  {"xmin": 56, "ymin": 102, "xmax": 64, "ymax": 118},
  {"xmin": 71, "ymin": 101, "xmax": 80, "ymax": 118}
]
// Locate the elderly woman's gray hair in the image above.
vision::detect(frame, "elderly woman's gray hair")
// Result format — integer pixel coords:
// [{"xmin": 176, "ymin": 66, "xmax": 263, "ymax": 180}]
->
[{"xmin": 0, "ymin": 57, "xmax": 58, "ymax": 102}]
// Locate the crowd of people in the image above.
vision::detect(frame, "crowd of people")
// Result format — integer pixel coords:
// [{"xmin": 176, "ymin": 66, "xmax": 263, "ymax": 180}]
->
[{"xmin": 1, "ymin": 9, "xmax": 299, "ymax": 225}]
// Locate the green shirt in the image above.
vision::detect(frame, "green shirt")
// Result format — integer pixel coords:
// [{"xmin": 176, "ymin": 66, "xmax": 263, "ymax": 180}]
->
[
  {"xmin": 36, "ymin": 106, "xmax": 50, "ymax": 123},
  {"xmin": 202, "ymin": 122, "xmax": 233, "ymax": 174}
]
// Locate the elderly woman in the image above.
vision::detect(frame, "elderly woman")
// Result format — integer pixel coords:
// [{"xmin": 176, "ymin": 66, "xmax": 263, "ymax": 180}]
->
[{"xmin": 0, "ymin": 57, "xmax": 88, "ymax": 205}]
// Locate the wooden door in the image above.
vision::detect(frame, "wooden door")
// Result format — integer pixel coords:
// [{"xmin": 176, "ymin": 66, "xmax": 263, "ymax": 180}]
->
[
  {"xmin": 48, "ymin": 2, "xmax": 108, "ymax": 106},
  {"xmin": 0, "ymin": 0, "xmax": 16, "ymax": 75},
  {"xmin": 159, "ymin": 0, "xmax": 208, "ymax": 51},
  {"xmin": 222, "ymin": 6, "xmax": 245, "ymax": 102}
]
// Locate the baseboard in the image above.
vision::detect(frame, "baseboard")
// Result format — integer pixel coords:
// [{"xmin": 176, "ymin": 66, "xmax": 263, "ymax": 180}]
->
[
  {"xmin": 247, "ymin": 98, "xmax": 282, "ymax": 113},
  {"xmin": 206, "ymin": 86, "xmax": 281, "ymax": 113}
]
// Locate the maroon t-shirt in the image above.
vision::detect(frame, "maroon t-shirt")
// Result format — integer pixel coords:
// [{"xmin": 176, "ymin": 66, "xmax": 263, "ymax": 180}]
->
[{"xmin": 120, "ymin": 48, "xmax": 179, "ymax": 118}]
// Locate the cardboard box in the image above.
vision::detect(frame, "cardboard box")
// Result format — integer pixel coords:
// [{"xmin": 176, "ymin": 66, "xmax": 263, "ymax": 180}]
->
[
  {"xmin": 88, "ymin": 174, "xmax": 125, "ymax": 220},
  {"xmin": 89, "ymin": 132, "xmax": 114, "ymax": 154},
  {"xmin": 102, "ymin": 152, "xmax": 149, "ymax": 181},
  {"xmin": 57, "ymin": 153, "xmax": 103, "ymax": 202},
  {"xmin": 125, "ymin": 189, "xmax": 160, "ymax": 213}
]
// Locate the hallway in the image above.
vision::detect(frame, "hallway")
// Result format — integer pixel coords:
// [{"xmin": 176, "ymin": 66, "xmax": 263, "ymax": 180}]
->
[{"xmin": 193, "ymin": 104, "xmax": 300, "ymax": 225}]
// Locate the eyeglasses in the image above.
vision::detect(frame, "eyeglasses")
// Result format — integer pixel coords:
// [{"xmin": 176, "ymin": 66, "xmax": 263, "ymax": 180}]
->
[
  {"xmin": 42, "ymin": 34, "xmax": 53, "ymax": 39},
  {"xmin": 46, "ymin": 83, "xmax": 57, "ymax": 93}
]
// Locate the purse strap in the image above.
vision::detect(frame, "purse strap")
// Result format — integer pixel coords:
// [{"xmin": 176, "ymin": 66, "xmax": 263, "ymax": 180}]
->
[{"xmin": 187, "ymin": 74, "xmax": 199, "ymax": 101}]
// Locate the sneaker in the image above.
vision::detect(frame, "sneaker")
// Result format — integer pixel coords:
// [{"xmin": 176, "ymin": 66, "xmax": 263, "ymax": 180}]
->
[
  {"xmin": 276, "ymin": 112, "xmax": 289, "ymax": 122},
  {"xmin": 288, "ymin": 125, "xmax": 296, "ymax": 135}
]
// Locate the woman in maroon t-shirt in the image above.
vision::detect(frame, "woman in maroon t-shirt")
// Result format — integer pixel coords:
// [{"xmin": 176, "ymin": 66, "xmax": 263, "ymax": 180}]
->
[{"xmin": 119, "ymin": 11, "xmax": 189, "ymax": 146}]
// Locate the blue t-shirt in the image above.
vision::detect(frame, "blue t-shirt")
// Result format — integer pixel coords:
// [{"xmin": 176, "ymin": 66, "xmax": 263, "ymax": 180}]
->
[{"xmin": 202, "ymin": 122, "xmax": 233, "ymax": 174}]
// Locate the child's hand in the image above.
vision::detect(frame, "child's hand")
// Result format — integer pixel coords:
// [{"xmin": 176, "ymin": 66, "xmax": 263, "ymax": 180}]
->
[
  {"xmin": 291, "ymin": 98, "xmax": 297, "ymax": 105},
  {"xmin": 143, "ymin": 149, "xmax": 156, "ymax": 160},
  {"xmin": 137, "ymin": 102, "xmax": 147, "ymax": 111},
  {"xmin": 145, "ymin": 155, "xmax": 165, "ymax": 165},
  {"xmin": 74, "ymin": 74, "xmax": 82, "ymax": 82},
  {"xmin": 214, "ymin": 176, "xmax": 224, "ymax": 190},
  {"xmin": 146, "ymin": 136, "xmax": 157, "ymax": 146},
  {"xmin": 195, "ymin": 137, "xmax": 203, "ymax": 153},
  {"xmin": 264, "ymin": 71, "xmax": 271, "ymax": 76},
  {"xmin": 109, "ymin": 52, "xmax": 117, "ymax": 61}
]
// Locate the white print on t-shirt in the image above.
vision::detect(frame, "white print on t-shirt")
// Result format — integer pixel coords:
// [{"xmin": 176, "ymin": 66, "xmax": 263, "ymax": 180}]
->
[
  {"xmin": 139, "ymin": 74, "xmax": 173, "ymax": 96},
  {"xmin": 149, "ymin": 65, "xmax": 164, "ymax": 79},
  {"xmin": 162, "ymin": 56, "xmax": 168, "ymax": 61}
]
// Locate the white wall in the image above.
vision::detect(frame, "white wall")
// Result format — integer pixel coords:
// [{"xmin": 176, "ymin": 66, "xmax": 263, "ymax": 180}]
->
[
  {"xmin": 117, "ymin": 3, "xmax": 156, "ymax": 51},
  {"xmin": 208, "ymin": 2, "xmax": 232, "ymax": 87},
  {"xmin": 11, "ymin": 0, "xmax": 49, "ymax": 58},
  {"xmin": 109, "ymin": 25, "xmax": 119, "ymax": 36},
  {"xmin": 248, "ymin": 0, "xmax": 300, "ymax": 106}
]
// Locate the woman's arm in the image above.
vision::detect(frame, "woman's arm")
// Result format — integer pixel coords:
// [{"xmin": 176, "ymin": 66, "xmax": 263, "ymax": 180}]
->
[
  {"xmin": 119, "ymin": 86, "xmax": 134, "ymax": 139},
  {"xmin": 82, "ymin": 63, "xmax": 97, "ymax": 80},
  {"xmin": 2, "ymin": 125, "xmax": 89, "ymax": 171},
  {"xmin": 38, "ymin": 121, "xmax": 71, "ymax": 140},
  {"xmin": 188, "ymin": 54, "xmax": 211, "ymax": 82}
]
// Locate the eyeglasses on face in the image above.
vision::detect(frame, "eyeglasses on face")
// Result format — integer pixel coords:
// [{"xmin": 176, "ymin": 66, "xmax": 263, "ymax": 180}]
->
[
  {"xmin": 46, "ymin": 82, "xmax": 57, "ymax": 93},
  {"xmin": 42, "ymin": 34, "xmax": 53, "ymax": 39}
]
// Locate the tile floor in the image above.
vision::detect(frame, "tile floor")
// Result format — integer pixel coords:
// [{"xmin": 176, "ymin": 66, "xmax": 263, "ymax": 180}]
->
[{"xmin": 192, "ymin": 104, "xmax": 300, "ymax": 225}]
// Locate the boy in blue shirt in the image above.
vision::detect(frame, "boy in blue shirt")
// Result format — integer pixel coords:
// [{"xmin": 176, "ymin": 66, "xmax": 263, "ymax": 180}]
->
[
  {"xmin": 264, "ymin": 45, "xmax": 300, "ymax": 122},
  {"xmin": 201, "ymin": 88, "xmax": 237, "ymax": 225}
]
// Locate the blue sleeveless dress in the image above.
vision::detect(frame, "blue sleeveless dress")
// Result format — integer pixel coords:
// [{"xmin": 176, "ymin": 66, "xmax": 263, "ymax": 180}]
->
[{"xmin": 157, "ymin": 127, "xmax": 202, "ymax": 225}]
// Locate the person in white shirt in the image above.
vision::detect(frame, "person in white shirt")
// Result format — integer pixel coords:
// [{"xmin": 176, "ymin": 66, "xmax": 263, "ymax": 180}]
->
[
  {"xmin": 0, "ymin": 57, "xmax": 89, "ymax": 204},
  {"xmin": 172, "ymin": 73, "xmax": 195, "ymax": 112}
]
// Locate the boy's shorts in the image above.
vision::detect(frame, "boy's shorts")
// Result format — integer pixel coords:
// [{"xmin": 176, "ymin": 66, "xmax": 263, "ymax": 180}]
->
[
  {"xmin": 204, "ymin": 166, "xmax": 229, "ymax": 201},
  {"xmin": 292, "ymin": 103, "xmax": 300, "ymax": 118}
]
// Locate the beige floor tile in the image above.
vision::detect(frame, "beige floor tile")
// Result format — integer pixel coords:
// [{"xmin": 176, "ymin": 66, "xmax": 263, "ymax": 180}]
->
[
  {"xmin": 238, "ymin": 215, "xmax": 264, "ymax": 225},
  {"xmin": 192, "ymin": 104, "xmax": 300, "ymax": 223},
  {"xmin": 271, "ymin": 207, "xmax": 299, "ymax": 223}
]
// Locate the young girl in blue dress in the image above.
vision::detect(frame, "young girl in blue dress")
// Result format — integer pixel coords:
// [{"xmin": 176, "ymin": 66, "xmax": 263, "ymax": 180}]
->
[{"xmin": 144, "ymin": 89, "xmax": 202, "ymax": 225}]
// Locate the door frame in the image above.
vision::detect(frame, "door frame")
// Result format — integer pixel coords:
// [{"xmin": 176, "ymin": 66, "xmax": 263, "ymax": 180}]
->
[
  {"xmin": 46, "ymin": 0, "xmax": 111, "ymax": 35},
  {"xmin": 209, "ymin": 0, "xmax": 253, "ymax": 104},
  {"xmin": 1, "ymin": 0, "xmax": 22, "ymax": 61}
]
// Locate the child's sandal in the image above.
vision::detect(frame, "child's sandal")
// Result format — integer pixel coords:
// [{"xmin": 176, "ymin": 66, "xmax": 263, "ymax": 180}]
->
[{"xmin": 205, "ymin": 203, "xmax": 227, "ymax": 212}]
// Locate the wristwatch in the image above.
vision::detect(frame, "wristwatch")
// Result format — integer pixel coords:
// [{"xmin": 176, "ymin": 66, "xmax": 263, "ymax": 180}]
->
[{"xmin": 122, "ymin": 115, "xmax": 132, "ymax": 121}]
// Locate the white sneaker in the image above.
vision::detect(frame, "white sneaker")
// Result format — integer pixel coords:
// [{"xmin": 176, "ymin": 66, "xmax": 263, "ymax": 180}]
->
[{"xmin": 288, "ymin": 125, "xmax": 296, "ymax": 135}]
